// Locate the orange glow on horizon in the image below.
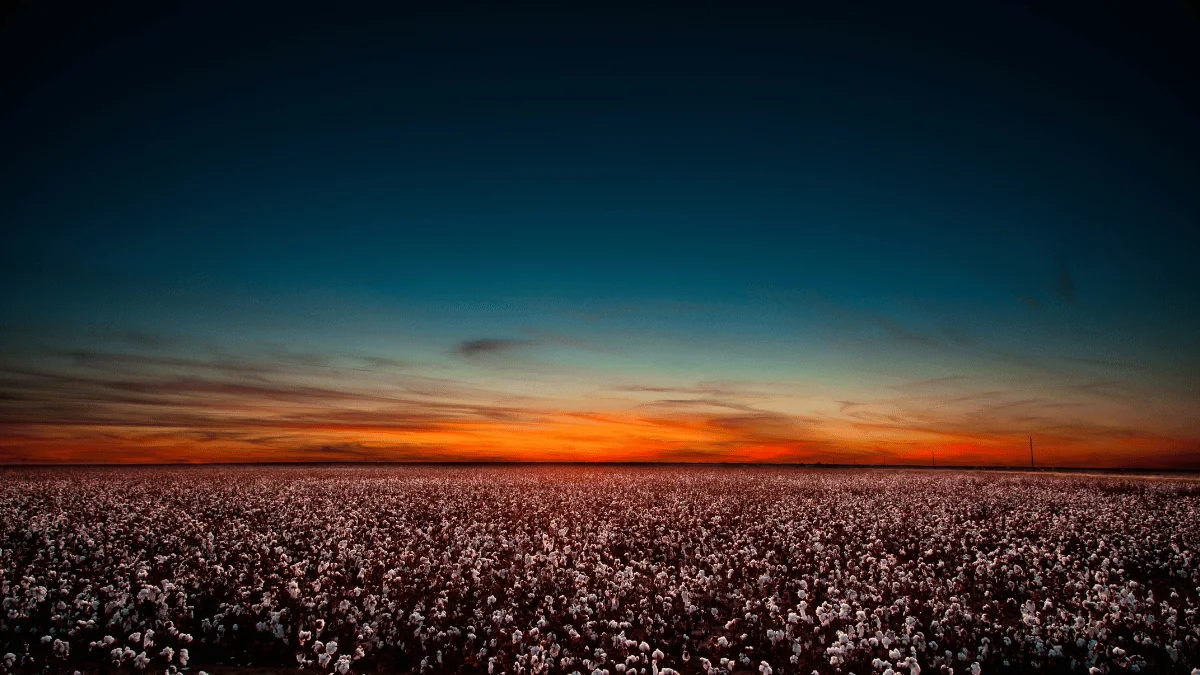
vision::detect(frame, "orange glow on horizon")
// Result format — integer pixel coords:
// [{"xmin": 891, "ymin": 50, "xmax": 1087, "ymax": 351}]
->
[{"xmin": 2, "ymin": 406, "xmax": 1196, "ymax": 468}]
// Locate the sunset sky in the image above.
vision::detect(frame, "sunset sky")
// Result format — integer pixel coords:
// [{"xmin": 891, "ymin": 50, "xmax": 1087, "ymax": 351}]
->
[{"xmin": 2, "ymin": 1, "xmax": 1199, "ymax": 467}]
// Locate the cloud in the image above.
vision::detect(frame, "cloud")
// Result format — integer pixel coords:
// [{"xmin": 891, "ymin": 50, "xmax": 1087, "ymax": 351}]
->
[
  {"xmin": 1066, "ymin": 380, "xmax": 1137, "ymax": 401},
  {"xmin": 2, "ymin": 323, "xmax": 1198, "ymax": 467},
  {"xmin": 1057, "ymin": 356, "xmax": 1139, "ymax": 371},
  {"xmin": 294, "ymin": 443, "xmax": 382, "ymax": 460},
  {"xmin": 0, "ymin": 345, "xmax": 549, "ymax": 436},
  {"xmin": 451, "ymin": 332, "xmax": 606, "ymax": 365},
  {"xmin": 891, "ymin": 376, "xmax": 972, "ymax": 392},
  {"xmin": 357, "ymin": 355, "xmax": 410, "ymax": 370},
  {"xmin": 612, "ymin": 383, "xmax": 748, "ymax": 398},
  {"xmin": 453, "ymin": 338, "xmax": 538, "ymax": 358},
  {"xmin": 65, "ymin": 349, "xmax": 278, "ymax": 378},
  {"xmin": 635, "ymin": 398, "xmax": 761, "ymax": 413}
]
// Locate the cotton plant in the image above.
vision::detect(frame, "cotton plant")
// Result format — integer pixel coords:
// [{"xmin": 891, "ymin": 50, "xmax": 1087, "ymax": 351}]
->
[{"xmin": 2, "ymin": 467, "xmax": 1199, "ymax": 673}]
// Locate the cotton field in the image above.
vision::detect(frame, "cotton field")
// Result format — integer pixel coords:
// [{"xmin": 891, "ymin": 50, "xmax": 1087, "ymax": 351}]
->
[{"xmin": 2, "ymin": 467, "xmax": 1199, "ymax": 674}]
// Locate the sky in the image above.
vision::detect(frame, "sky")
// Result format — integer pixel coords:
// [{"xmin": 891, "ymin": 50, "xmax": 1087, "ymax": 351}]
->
[{"xmin": 1, "ymin": 0, "xmax": 1199, "ymax": 467}]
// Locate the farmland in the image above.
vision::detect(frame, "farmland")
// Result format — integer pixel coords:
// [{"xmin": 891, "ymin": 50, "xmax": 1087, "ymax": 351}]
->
[{"xmin": 2, "ymin": 466, "xmax": 1198, "ymax": 673}]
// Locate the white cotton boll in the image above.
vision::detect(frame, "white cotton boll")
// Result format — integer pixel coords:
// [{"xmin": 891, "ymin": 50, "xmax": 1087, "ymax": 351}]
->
[
  {"xmin": 970, "ymin": 663, "xmax": 981, "ymax": 675},
  {"xmin": 759, "ymin": 661, "xmax": 772, "ymax": 674},
  {"xmin": 327, "ymin": 641, "xmax": 338, "ymax": 655},
  {"xmin": 652, "ymin": 649, "xmax": 664, "ymax": 660}
]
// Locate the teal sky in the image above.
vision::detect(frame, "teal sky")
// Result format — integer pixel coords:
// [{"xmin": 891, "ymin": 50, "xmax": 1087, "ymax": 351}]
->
[{"xmin": 1, "ymin": 0, "xmax": 1199, "ymax": 466}]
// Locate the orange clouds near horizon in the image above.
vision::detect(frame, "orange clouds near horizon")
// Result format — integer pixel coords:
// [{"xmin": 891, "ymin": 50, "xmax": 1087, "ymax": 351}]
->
[
  {"xmin": 1, "ymin": 343, "xmax": 1198, "ymax": 469},
  {"xmin": 3, "ymin": 408, "xmax": 1197, "ymax": 468}
]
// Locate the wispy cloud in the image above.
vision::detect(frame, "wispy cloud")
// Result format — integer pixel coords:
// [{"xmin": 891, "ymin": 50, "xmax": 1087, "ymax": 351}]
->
[
  {"xmin": 453, "ymin": 338, "xmax": 539, "ymax": 358},
  {"xmin": 520, "ymin": 329, "xmax": 615, "ymax": 354},
  {"xmin": 1, "ymin": 326, "xmax": 1197, "ymax": 467}
]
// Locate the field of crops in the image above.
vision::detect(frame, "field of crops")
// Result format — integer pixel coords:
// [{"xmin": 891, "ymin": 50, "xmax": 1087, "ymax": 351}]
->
[{"xmin": 2, "ymin": 466, "xmax": 1199, "ymax": 674}]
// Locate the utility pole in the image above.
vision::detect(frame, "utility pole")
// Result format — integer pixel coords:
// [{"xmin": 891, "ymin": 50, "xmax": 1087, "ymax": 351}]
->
[
  {"xmin": 1029, "ymin": 436, "xmax": 1035, "ymax": 469},
  {"xmin": 931, "ymin": 448, "xmax": 936, "ymax": 468}
]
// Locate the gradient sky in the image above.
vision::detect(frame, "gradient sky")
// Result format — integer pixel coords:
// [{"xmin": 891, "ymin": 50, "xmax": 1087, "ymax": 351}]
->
[{"xmin": 2, "ymin": 1, "xmax": 1199, "ymax": 467}]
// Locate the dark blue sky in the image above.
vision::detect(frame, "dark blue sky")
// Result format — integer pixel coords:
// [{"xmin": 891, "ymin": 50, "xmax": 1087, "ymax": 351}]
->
[{"xmin": 1, "ymin": 0, "xmax": 1198, "ymax": 465}]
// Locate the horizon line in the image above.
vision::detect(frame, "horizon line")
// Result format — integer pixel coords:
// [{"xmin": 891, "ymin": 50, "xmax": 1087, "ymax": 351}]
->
[{"xmin": 3, "ymin": 461, "xmax": 1199, "ymax": 475}]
